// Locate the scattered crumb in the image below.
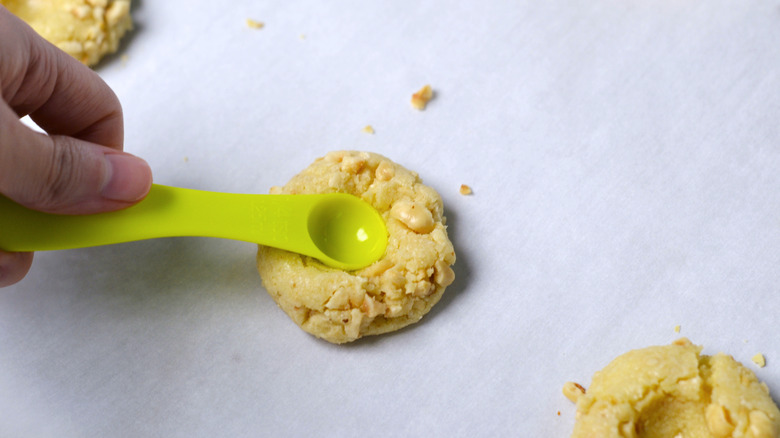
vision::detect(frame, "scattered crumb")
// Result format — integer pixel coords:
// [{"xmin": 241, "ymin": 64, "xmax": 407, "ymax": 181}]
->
[
  {"xmin": 120, "ymin": 54, "xmax": 129, "ymax": 67},
  {"xmin": 562, "ymin": 381, "xmax": 586, "ymax": 403},
  {"xmin": 362, "ymin": 125, "xmax": 375, "ymax": 135},
  {"xmin": 753, "ymin": 353, "xmax": 767, "ymax": 368},
  {"xmin": 411, "ymin": 84, "xmax": 434, "ymax": 110},
  {"xmin": 459, "ymin": 184, "xmax": 473, "ymax": 195},
  {"xmin": 246, "ymin": 18, "xmax": 265, "ymax": 29},
  {"xmin": 299, "ymin": 34, "xmax": 306, "ymax": 40},
  {"xmin": 183, "ymin": 156, "xmax": 189, "ymax": 163},
  {"xmin": 674, "ymin": 325, "xmax": 681, "ymax": 333},
  {"xmin": 557, "ymin": 411, "xmax": 561, "ymax": 416}
]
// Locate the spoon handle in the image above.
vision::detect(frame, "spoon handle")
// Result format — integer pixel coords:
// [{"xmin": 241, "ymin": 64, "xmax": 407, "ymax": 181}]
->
[{"xmin": 0, "ymin": 185, "xmax": 311, "ymax": 252}]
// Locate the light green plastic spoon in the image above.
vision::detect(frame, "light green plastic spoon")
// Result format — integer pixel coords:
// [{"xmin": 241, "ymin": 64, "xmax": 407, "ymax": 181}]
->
[{"xmin": 0, "ymin": 184, "xmax": 388, "ymax": 271}]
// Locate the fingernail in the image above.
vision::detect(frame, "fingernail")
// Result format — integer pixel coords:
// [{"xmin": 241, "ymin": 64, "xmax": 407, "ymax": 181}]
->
[{"xmin": 102, "ymin": 153, "xmax": 152, "ymax": 202}]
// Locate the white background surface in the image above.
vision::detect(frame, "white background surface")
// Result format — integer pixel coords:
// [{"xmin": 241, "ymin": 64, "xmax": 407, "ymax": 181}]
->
[{"xmin": 4, "ymin": 0, "xmax": 780, "ymax": 436}]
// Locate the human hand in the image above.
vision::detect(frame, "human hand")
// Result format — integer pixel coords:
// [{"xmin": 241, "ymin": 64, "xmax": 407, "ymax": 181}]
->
[{"xmin": 0, "ymin": 7, "xmax": 152, "ymax": 287}]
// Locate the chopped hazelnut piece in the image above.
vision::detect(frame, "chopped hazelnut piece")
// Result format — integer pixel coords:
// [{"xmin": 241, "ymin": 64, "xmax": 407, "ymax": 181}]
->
[
  {"xmin": 411, "ymin": 84, "xmax": 434, "ymax": 110},
  {"xmin": 562, "ymin": 381, "xmax": 586, "ymax": 403},
  {"xmin": 246, "ymin": 18, "xmax": 265, "ymax": 29},
  {"xmin": 672, "ymin": 337, "xmax": 692, "ymax": 347},
  {"xmin": 459, "ymin": 184, "xmax": 473, "ymax": 195},
  {"xmin": 706, "ymin": 403, "xmax": 735, "ymax": 437},
  {"xmin": 391, "ymin": 200, "xmax": 435, "ymax": 234}
]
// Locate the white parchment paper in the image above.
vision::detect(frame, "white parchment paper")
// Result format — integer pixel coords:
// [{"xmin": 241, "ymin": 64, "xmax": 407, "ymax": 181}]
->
[{"xmin": 3, "ymin": 0, "xmax": 780, "ymax": 436}]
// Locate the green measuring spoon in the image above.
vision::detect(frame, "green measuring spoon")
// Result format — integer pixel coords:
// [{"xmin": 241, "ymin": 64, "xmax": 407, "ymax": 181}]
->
[{"xmin": 0, "ymin": 184, "xmax": 388, "ymax": 271}]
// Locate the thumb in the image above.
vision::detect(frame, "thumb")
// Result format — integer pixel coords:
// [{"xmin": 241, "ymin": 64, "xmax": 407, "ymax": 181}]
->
[
  {"xmin": 0, "ymin": 111, "xmax": 152, "ymax": 215},
  {"xmin": 0, "ymin": 251, "xmax": 32, "ymax": 288}
]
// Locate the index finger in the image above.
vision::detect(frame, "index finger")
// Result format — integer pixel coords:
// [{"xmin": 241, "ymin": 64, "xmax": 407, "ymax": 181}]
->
[{"xmin": 0, "ymin": 6, "xmax": 123, "ymax": 149}]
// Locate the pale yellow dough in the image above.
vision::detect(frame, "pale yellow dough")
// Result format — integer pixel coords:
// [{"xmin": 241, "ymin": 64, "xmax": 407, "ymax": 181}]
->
[
  {"xmin": 257, "ymin": 151, "xmax": 456, "ymax": 344},
  {"xmin": 1, "ymin": 0, "xmax": 132, "ymax": 66},
  {"xmin": 569, "ymin": 339, "xmax": 780, "ymax": 438}
]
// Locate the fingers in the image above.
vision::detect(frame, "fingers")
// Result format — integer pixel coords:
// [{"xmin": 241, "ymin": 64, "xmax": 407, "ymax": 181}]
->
[
  {"xmin": 0, "ymin": 103, "xmax": 152, "ymax": 214},
  {"xmin": 0, "ymin": 7, "xmax": 153, "ymax": 286},
  {"xmin": 0, "ymin": 250, "xmax": 33, "ymax": 288},
  {"xmin": 0, "ymin": 8, "xmax": 152, "ymax": 214},
  {"xmin": 1, "ymin": 7, "xmax": 124, "ymax": 149},
  {"xmin": 24, "ymin": 48, "xmax": 125, "ymax": 149}
]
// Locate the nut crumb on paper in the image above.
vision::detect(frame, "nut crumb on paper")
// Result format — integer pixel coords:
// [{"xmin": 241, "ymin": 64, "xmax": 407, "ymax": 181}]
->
[
  {"xmin": 362, "ymin": 125, "xmax": 375, "ymax": 135},
  {"xmin": 753, "ymin": 353, "xmax": 767, "ymax": 368},
  {"xmin": 459, "ymin": 184, "xmax": 473, "ymax": 195},
  {"xmin": 411, "ymin": 84, "xmax": 434, "ymax": 110},
  {"xmin": 562, "ymin": 381, "xmax": 586, "ymax": 403},
  {"xmin": 246, "ymin": 18, "xmax": 264, "ymax": 29},
  {"xmin": 674, "ymin": 324, "xmax": 681, "ymax": 333}
]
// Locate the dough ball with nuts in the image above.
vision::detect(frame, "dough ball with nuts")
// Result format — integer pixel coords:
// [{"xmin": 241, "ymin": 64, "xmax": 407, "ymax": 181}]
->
[
  {"xmin": 2, "ymin": 0, "xmax": 133, "ymax": 66},
  {"xmin": 257, "ymin": 151, "xmax": 456, "ymax": 344},
  {"xmin": 568, "ymin": 338, "xmax": 780, "ymax": 438}
]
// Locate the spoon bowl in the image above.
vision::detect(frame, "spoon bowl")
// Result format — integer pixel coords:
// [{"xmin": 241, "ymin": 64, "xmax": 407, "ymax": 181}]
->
[
  {"xmin": 308, "ymin": 195, "xmax": 385, "ymax": 269},
  {"xmin": 0, "ymin": 184, "xmax": 388, "ymax": 271}
]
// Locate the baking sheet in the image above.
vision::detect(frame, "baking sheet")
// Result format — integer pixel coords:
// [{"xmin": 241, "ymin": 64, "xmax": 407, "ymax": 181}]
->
[{"xmin": 3, "ymin": 0, "xmax": 780, "ymax": 436}]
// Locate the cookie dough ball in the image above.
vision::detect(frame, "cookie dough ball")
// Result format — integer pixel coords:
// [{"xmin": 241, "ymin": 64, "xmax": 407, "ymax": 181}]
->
[
  {"xmin": 2, "ymin": 0, "xmax": 132, "ymax": 66},
  {"xmin": 568, "ymin": 339, "xmax": 780, "ymax": 438},
  {"xmin": 257, "ymin": 151, "xmax": 456, "ymax": 344}
]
